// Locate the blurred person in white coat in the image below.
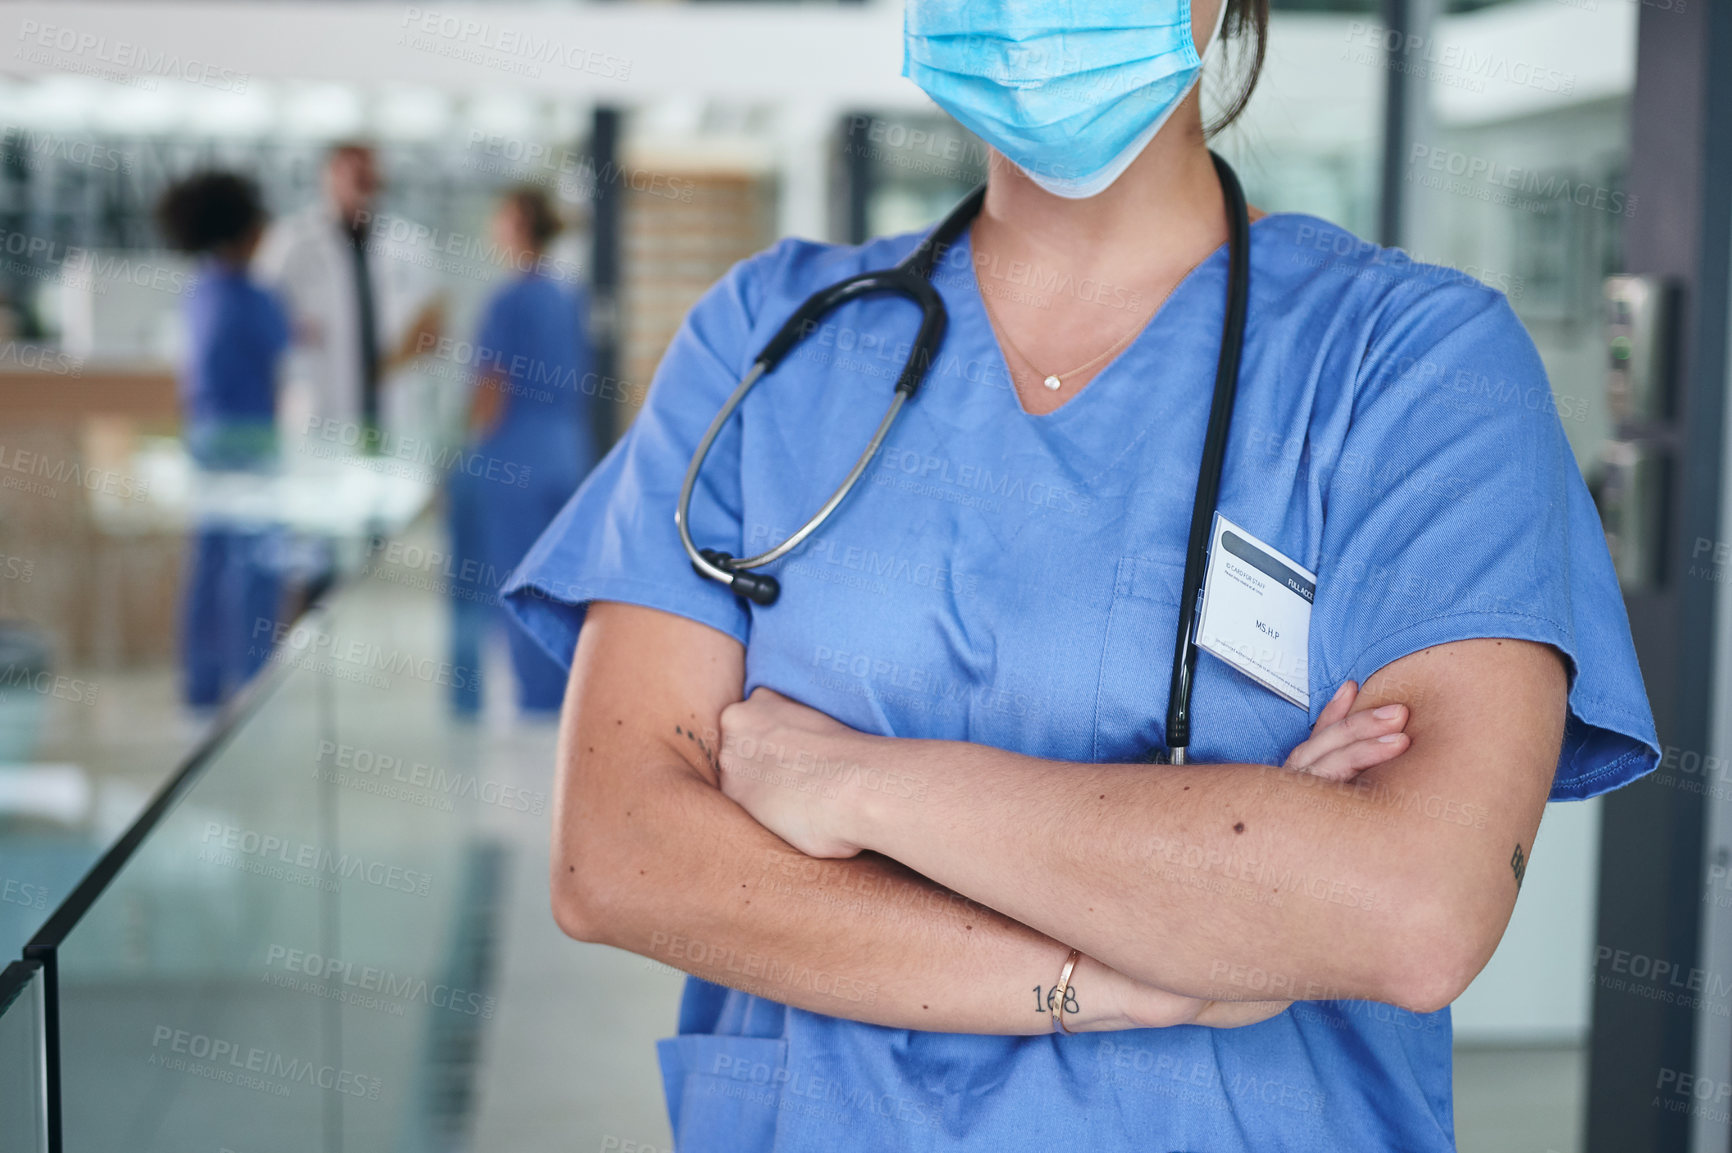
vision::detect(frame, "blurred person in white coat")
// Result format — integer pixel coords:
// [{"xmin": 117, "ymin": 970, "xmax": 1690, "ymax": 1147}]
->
[{"xmin": 254, "ymin": 142, "xmax": 444, "ymax": 449}]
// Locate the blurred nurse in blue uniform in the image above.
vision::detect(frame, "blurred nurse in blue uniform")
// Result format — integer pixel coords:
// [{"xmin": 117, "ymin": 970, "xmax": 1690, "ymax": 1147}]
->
[
  {"xmin": 500, "ymin": 2, "xmax": 1662, "ymax": 1150},
  {"xmin": 448, "ymin": 186, "xmax": 597, "ymax": 716},
  {"xmin": 157, "ymin": 172, "xmax": 291, "ymax": 709}
]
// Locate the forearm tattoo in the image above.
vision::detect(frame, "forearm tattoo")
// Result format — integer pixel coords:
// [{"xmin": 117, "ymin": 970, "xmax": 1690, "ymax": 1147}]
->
[
  {"xmin": 1511, "ymin": 843, "xmax": 1527, "ymax": 891},
  {"xmin": 1035, "ymin": 984, "xmax": 1081, "ymax": 1015},
  {"xmin": 676, "ymin": 723, "xmax": 719, "ymax": 773}
]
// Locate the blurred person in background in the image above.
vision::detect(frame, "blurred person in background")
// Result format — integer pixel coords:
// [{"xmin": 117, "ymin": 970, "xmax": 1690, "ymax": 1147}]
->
[
  {"xmin": 447, "ymin": 186, "xmax": 597, "ymax": 718},
  {"xmin": 253, "ymin": 141, "xmax": 444, "ymax": 443},
  {"xmin": 254, "ymin": 141, "xmax": 444, "ymax": 612},
  {"xmin": 156, "ymin": 172, "xmax": 290, "ymax": 710}
]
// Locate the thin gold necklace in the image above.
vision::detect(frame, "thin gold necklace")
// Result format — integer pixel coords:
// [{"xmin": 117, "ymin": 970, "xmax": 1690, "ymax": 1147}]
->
[{"xmin": 977, "ymin": 283, "xmax": 1152, "ymax": 391}]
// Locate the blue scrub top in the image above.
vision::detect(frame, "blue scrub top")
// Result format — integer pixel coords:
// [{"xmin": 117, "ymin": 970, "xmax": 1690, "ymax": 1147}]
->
[
  {"xmin": 470, "ymin": 273, "xmax": 596, "ymax": 490},
  {"xmin": 502, "ymin": 214, "xmax": 1659, "ymax": 1152},
  {"xmin": 181, "ymin": 260, "xmax": 291, "ymax": 465}
]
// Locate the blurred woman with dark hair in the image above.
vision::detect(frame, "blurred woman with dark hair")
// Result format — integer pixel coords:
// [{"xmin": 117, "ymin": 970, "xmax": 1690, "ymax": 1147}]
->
[
  {"xmin": 157, "ymin": 171, "xmax": 292, "ymax": 709},
  {"xmin": 446, "ymin": 186, "xmax": 598, "ymax": 718}
]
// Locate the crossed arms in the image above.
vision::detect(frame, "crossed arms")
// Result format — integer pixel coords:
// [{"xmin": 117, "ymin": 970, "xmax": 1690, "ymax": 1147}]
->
[{"xmin": 548, "ymin": 601, "xmax": 1564, "ymax": 1034}]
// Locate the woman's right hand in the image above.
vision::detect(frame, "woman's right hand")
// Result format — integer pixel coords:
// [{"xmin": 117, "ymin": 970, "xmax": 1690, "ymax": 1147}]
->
[{"xmin": 1281, "ymin": 680, "xmax": 1410, "ymax": 782}]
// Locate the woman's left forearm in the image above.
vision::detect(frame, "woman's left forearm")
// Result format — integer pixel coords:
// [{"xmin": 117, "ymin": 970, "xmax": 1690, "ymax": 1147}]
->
[
  {"xmin": 722, "ymin": 642, "xmax": 1561, "ymax": 1014},
  {"xmin": 832, "ymin": 735, "xmax": 1412, "ymax": 1003},
  {"xmin": 773, "ymin": 716, "xmax": 1518, "ymax": 1014}
]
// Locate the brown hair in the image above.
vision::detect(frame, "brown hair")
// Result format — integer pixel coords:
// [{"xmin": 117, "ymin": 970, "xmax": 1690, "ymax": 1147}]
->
[
  {"xmin": 501, "ymin": 185, "xmax": 562, "ymax": 251},
  {"xmin": 1205, "ymin": 0, "xmax": 1271, "ymax": 137}
]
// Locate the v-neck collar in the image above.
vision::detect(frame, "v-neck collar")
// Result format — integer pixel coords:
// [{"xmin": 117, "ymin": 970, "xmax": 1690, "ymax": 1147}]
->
[{"xmin": 953, "ymin": 217, "xmax": 1278, "ymax": 423}]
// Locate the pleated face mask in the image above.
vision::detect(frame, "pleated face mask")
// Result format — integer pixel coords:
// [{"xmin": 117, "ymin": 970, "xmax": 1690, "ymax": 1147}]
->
[{"xmin": 902, "ymin": 0, "xmax": 1227, "ymax": 198}]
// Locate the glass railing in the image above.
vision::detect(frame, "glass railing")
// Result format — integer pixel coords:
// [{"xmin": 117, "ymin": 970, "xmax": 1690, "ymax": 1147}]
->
[
  {"xmin": 1, "ymin": 506, "xmax": 686, "ymax": 1153},
  {"xmin": 0, "ymin": 959, "xmax": 46, "ymax": 1153}
]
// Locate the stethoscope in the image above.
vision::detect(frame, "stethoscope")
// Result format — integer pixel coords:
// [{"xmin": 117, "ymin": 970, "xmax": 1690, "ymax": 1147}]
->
[{"xmin": 677, "ymin": 152, "xmax": 1251, "ymax": 765}]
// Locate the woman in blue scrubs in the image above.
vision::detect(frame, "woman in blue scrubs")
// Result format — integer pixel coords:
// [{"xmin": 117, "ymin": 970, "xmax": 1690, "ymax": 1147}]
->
[
  {"xmin": 158, "ymin": 173, "xmax": 291, "ymax": 709},
  {"xmin": 447, "ymin": 186, "xmax": 596, "ymax": 716},
  {"xmin": 503, "ymin": 2, "xmax": 1660, "ymax": 1149}
]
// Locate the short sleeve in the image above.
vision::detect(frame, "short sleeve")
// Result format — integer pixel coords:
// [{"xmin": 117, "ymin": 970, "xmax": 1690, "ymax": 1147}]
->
[
  {"xmin": 499, "ymin": 241, "xmax": 798, "ymax": 669},
  {"xmin": 1309, "ymin": 284, "xmax": 1659, "ymax": 801}
]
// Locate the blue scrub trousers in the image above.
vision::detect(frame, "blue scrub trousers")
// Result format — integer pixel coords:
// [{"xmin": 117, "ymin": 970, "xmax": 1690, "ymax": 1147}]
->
[
  {"xmin": 180, "ymin": 526, "xmax": 281, "ymax": 708},
  {"xmin": 447, "ymin": 464, "xmax": 573, "ymax": 716}
]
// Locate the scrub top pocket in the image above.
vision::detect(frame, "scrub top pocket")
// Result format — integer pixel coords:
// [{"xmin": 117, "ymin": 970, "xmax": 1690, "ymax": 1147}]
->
[
  {"xmin": 658, "ymin": 1033, "xmax": 790, "ymax": 1153},
  {"xmin": 1092, "ymin": 552, "xmax": 1187, "ymax": 762}
]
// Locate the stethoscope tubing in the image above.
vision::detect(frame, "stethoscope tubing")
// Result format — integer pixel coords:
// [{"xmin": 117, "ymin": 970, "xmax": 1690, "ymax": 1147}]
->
[
  {"xmin": 676, "ymin": 187, "xmax": 985, "ymax": 605},
  {"xmin": 1161, "ymin": 152, "xmax": 1252, "ymax": 765},
  {"xmin": 678, "ymin": 159, "xmax": 1249, "ymax": 765}
]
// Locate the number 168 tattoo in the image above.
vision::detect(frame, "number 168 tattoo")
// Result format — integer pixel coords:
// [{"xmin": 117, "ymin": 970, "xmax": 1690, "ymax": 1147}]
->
[{"xmin": 1034, "ymin": 984, "xmax": 1080, "ymax": 1015}]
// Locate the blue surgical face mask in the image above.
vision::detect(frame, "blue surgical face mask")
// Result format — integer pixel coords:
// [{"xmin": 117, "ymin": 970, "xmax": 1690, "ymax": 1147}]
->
[{"xmin": 902, "ymin": 0, "xmax": 1226, "ymax": 199}]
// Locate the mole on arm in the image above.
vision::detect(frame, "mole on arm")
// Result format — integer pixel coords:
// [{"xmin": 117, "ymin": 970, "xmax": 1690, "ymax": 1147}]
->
[{"xmin": 1233, "ymin": 822, "xmax": 1245, "ymax": 834}]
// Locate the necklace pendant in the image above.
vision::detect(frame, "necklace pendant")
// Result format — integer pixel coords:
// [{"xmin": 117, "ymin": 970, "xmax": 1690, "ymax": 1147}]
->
[{"xmin": 1043, "ymin": 374, "xmax": 1062, "ymax": 391}]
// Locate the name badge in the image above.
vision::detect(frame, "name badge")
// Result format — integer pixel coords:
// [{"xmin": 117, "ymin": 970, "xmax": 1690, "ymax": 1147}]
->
[{"xmin": 1194, "ymin": 513, "xmax": 1314, "ymax": 710}]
